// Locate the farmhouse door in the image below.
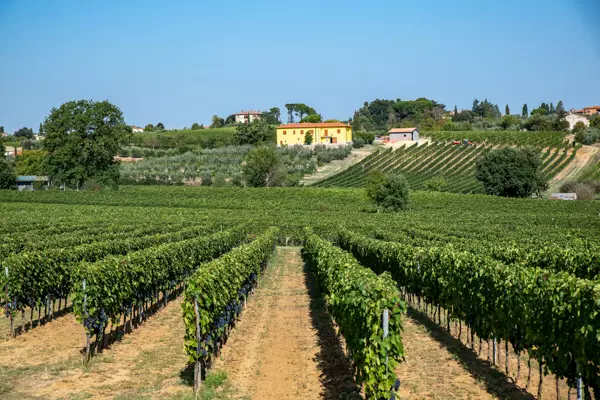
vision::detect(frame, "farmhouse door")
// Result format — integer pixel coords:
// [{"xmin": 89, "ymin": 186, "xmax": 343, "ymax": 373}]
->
[{"xmin": 332, "ymin": 137, "xmax": 337, "ymax": 144}]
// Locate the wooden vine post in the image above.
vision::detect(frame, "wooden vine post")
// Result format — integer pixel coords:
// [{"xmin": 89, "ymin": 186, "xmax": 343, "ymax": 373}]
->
[
  {"xmin": 4, "ymin": 266, "xmax": 14, "ymax": 338},
  {"xmin": 383, "ymin": 309, "xmax": 390, "ymax": 397},
  {"xmin": 82, "ymin": 279, "xmax": 91, "ymax": 364},
  {"xmin": 193, "ymin": 297, "xmax": 204, "ymax": 393}
]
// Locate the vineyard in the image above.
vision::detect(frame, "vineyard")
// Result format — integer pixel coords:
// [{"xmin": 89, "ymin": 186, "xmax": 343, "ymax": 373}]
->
[
  {"xmin": 0, "ymin": 186, "xmax": 599, "ymax": 399},
  {"xmin": 313, "ymin": 140, "xmax": 577, "ymax": 192}
]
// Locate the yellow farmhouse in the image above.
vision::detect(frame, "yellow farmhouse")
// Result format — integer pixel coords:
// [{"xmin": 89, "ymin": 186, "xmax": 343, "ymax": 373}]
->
[{"xmin": 276, "ymin": 122, "xmax": 352, "ymax": 146}]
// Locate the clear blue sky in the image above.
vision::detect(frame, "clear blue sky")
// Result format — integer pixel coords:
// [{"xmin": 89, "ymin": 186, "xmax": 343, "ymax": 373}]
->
[{"xmin": 1, "ymin": 0, "xmax": 599, "ymax": 133}]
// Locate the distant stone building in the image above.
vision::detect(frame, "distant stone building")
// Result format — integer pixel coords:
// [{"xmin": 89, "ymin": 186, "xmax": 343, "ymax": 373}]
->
[
  {"xmin": 234, "ymin": 110, "xmax": 261, "ymax": 124},
  {"xmin": 131, "ymin": 126, "xmax": 144, "ymax": 133},
  {"xmin": 574, "ymin": 106, "xmax": 600, "ymax": 116}
]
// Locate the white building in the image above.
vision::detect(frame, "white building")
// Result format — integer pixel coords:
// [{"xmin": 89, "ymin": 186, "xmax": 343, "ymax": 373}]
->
[
  {"xmin": 132, "ymin": 125, "xmax": 144, "ymax": 133},
  {"xmin": 388, "ymin": 127, "xmax": 420, "ymax": 143},
  {"xmin": 234, "ymin": 110, "xmax": 261, "ymax": 124},
  {"xmin": 565, "ymin": 114, "xmax": 589, "ymax": 130}
]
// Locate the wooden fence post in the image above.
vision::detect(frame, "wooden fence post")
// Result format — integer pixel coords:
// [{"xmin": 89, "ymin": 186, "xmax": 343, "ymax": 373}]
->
[{"xmin": 193, "ymin": 297, "xmax": 204, "ymax": 393}]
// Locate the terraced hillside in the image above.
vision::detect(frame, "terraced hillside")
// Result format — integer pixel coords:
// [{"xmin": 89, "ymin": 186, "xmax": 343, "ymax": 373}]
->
[{"xmin": 312, "ymin": 142, "xmax": 577, "ymax": 193}]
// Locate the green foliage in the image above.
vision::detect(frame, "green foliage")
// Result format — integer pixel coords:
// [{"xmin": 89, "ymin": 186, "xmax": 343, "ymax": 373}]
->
[
  {"xmin": 367, "ymin": 173, "xmax": 410, "ymax": 211},
  {"xmin": 156, "ymin": 122, "xmax": 165, "ymax": 130},
  {"xmin": 191, "ymin": 123, "xmax": 202, "ymax": 130},
  {"xmin": 475, "ymin": 147, "xmax": 547, "ymax": 197},
  {"xmin": 352, "ymin": 138, "xmax": 365, "ymax": 148},
  {"xmin": 210, "ymin": 115, "xmax": 224, "ymax": 129},
  {"xmin": 354, "ymin": 131, "xmax": 375, "ymax": 144},
  {"xmin": 423, "ymin": 176, "xmax": 447, "ymax": 192},
  {"xmin": 304, "ymin": 130, "xmax": 313, "ymax": 145},
  {"xmin": 183, "ymin": 228, "xmax": 278, "ymax": 363},
  {"xmin": 572, "ymin": 121, "xmax": 586, "ymax": 133},
  {"xmin": 42, "ymin": 100, "xmax": 130, "ymax": 188},
  {"xmin": 354, "ymin": 98, "xmax": 446, "ymax": 132},
  {"xmin": 337, "ymin": 229, "xmax": 600, "ymax": 392},
  {"xmin": 14, "ymin": 127, "xmax": 34, "ymax": 139},
  {"xmin": 243, "ymin": 147, "xmax": 284, "ymax": 187},
  {"xmin": 575, "ymin": 128, "xmax": 600, "ymax": 145},
  {"xmin": 302, "ymin": 229, "xmax": 405, "ymax": 399},
  {"xmin": 73, "ymin": 226, "xmax": 248, "ymax": 333},
  {"xmin": 15, "ymin": 150, "xmax": 46, "ymax": 175},
  {"xmin": 0, "ymin": 159, "xmax": 15, "ymax": 189},
  {"xmin": 233, "ymin": 119, "xmax": 275, "ymax": 145},
  {"xmin": 144, "ymin": 124, "xmax": 154, "ymax": 132},
  {"xmin": 260, "ymin": 107, "xmax": 281, "ymax": 125},
  {"xmin": 299, "ymin": 114, "xmax": 322, "ymax": 123},
  {"xmin": 472, "ymin": 99, "xmax": 501, "ymax": 119},
  {"xmin": 590, "ymin": 115, "xmax": 600, "ymax": 128},
  {"xmin": 522, "ymin": 103, "xmax": 528, "ymax": 118}
]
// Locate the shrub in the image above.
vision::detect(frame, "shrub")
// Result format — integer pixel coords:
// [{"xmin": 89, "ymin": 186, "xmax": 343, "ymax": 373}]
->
[
  {"xmin": 352, "ymin": 138, "xmax": 365, "ymax": 148},
  {"xmin": 424, "ymin": 176, "xmax": 448, "ymax": 192},
  {"xmin": 573, "ymin": 183, "xmax": 596, "ymax": 200},
  {"xmin": 243, "ymin": 147, "xmax": 284, "ymax": 187},
  {"xmin": 559, "ymin": 181, "xmax": 578, "ymax": 193},
  {"xmin": 354, "ymin": 131, "xmax": 376, "ymax": 144},
  {"xmin": 199, "ymin": 172, "xmax": 212, "ymax": 186},
  {"xmin": 581, "ymin": 180, "xmax": 600, "ymax": 194},
  {"xmin": 366, "ymin": 173, "xmax": 410, "ymax": 211},
  {"xmin": 572, "ymin": 121, "xmax": 586, "ymax": 134}
]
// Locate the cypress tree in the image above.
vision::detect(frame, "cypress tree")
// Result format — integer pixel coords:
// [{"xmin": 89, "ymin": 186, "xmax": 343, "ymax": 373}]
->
[
  {"xmin": 522, "ymin": 104, "xmax": 528, "ymax": 118},
  {"xmin": 505, "ymin": 104, "xmax": 510, "ymax": 116}
]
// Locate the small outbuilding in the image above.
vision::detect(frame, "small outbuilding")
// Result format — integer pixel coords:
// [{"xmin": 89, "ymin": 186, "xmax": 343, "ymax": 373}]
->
[
  {"xmin": 388, "ymin": 127, "xmax": 419, "ymax": 143},
  {"xmin": 16, "ymin": 176, "xmax": 50, "ymax": 191}
]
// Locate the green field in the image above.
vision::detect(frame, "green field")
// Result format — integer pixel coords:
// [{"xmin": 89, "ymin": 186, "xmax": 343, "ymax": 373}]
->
[{"xmin": 1, "ymin": 186, "xmax": 599, "ymax": 398}]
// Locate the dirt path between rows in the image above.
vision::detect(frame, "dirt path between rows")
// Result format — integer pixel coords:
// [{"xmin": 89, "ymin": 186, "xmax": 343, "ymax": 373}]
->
[
  {"xmin": 211, "ymin": 246, "xmax": 358, "ymax": 400},
  {"xmin": 548, "ymin": 144, "xmax": 599, "ymax": 192},
  {"xmin": 303, "ymin": 145, "xmax": 379, "ymax": 186},
  {"xmin": 0, "ymin": 298, "xmax": 191, "ymax": 400}
]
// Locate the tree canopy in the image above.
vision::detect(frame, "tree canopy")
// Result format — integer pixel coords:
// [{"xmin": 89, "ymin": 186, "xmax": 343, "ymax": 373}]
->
[
  {"xmin": 366, "ymin": 172, "xmax": 410, "ymax": 211},
  {"xmin": 41, "ymin": 100, "xmax": 130, "ymax": 188},
  {"xmin": 234, "ymin": 119, "xmax": 275, "ymax": 145},
  {"xmin": 352, "ymin": 98, "xmax": 446, "ymax": 132},
  {"xmin": 15, "ymin": 127, "xmax": 34, "ymax": 139},
  {"xmin": 261, "ymin": 107, "xmax": 281, "ymax": 125},
  {"xmin": 475, "ymin": 147, "xmax": 547, "ymax": 198},
  {"xmin": 243, "ymin": 147, "xmax": 284, "ymax": 187}
]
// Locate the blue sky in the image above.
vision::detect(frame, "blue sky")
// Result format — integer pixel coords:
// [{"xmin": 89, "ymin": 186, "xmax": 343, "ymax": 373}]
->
[{"xmin": 0, "ymin": 0, "xmax": 599, "ymax": 132}]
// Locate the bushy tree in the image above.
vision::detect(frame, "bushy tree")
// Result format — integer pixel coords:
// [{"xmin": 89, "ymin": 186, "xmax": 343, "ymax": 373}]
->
[
  {"xmin": 590, "ymin": 115, "xmax": 600, "ymax": 128},
  {"xmin": 15, "ymin": 127, "xmax": 34, "ymax": 139},
  {"xmin": 424, "ymin": 176, "xmax": 448, "ymax": 192},
  {"xmin": 234, "ymin": 119, "xmax": 275, "ymax": 145},
  {"xmin": 572, "ymin": 121, "xmax": 586, "ymax": 134},
  {"xmin": 261, "ymin": 107, "xmax": 281, "ymax": 125},
  {"xmin": 144, "ymin": 123, "xmax": 154, "ymax": 132},
  {"xmin": 366, "ymin": 172, "xmax": 410, "ymax": 211},
  {"xmin": 156, "ymin": 122, "xmax": 165, "ymax": 130},
  {"xmin": 210, "ymin": 115, "xmax": 224, "ymax": 128},
  {"xmin": 42, "ymin": 100, "xmax": 130, "ymax": 189},
  {"xmin": 300, "ymin": 114, "xmax": 322, "ymax": 123},
  {"xmin": 475, "ymin": 147, "xmax": 547, "ymax": 197},
  {"xmin": 15, "ymin": 150, "xmax": 46, "ymax": 175},
  {"xmin": 304, "ymin": 130, "xmax": 314, "ymax": 145},
  {"xmin": 0, "ymin": 141, "xmax": 15, "ymax": 189},
  {"xmin": 191, "ymin": 122, "xmax": 202, "ymax": 130},
  {"xmin": 243, "ymin": 147, "xmax": 284, "ymax": 187}
]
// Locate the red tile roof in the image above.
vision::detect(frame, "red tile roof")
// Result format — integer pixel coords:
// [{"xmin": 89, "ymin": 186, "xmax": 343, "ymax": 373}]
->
[
  {"xmin": 234, "ymin": 110, "xmax": 261, "ymax": 115},
  {"xmin": 277, "ymin": 122, "xmax": 351, "ymax": 129},
  {"xmin": 388, "ymin": 127, "xmax": 418, "ymax": 133},
  {"xmin": 583, "ymin": 106, "xmax": 600, "ymax": 110}
]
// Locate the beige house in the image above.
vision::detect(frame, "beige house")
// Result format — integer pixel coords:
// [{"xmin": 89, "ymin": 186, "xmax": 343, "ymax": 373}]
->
[{"xmin": 234, "ymin": 110, "xmax": 261, "ymax": 124}]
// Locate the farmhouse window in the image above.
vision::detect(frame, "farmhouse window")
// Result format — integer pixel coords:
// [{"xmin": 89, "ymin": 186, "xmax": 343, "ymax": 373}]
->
[
  {"xmin": 301, "ymin": 130, "xmax": 304, "ymax": 134},
  {"xmin": 324, "ymin": 129, "xmax": 328, "ymax": 136},
  {"xmin": 337, "ymin": 129, "xmax": 341, "ymax": 133},
  {"xmin": 283, "ymin": 131, "xmax": 287, "ymax": 135},
  {"xmin": 293, "ymin": 130, "xmax": 296, "ymax": 134}
]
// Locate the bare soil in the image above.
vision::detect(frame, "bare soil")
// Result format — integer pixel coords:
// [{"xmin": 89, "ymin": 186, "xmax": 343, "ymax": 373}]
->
[
  {"xmin": 211, "ymin": 246, "xmax": 359, "ymax": 400},
  {"xmin": 0, "ymin": 298, "xmax": 192, "ymax": 400},
  {"xmin": 548, "ymin": 145, "xmax": 599, "ymax": 192}
]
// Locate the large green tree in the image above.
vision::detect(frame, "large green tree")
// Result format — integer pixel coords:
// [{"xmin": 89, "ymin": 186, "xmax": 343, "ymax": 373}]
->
[
  {"xmin": 42, "ymin": 100, "xmax": 130, "ymax": 188},
  {"xmin": 261, "ymin": 107, "xmax": 281, "ymax": 125},
  {"xmin": 15, "ymin": 150, "xmax": 46, "ymax": 175},
  {"xmin": 15, "ymin": 127, "xmax": 34, "ymax": 139},
  {"xmin": 475, "ymin": 147, "xmax": 547, "ymax": 198},
  {"xmin": 366, "ymin": 172, "xmax": 410, "ymax": 211},
  {"xmin": 243, "ymin": 147, "xmax": 284, "ymax": 187},
  {"xmin": 234, "ymin": 119, "xmax": 275, "ymax": 145},
  {"xmin": 0, "ymin": 141, "xmax": 15, "ymax": 189}
]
